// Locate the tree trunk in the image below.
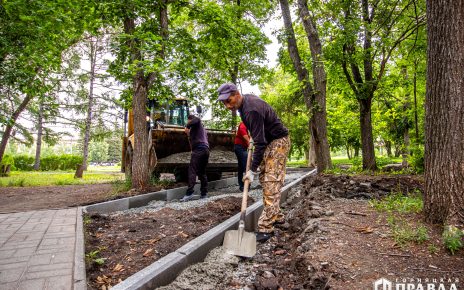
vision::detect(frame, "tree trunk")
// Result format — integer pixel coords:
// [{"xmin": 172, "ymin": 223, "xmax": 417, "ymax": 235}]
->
[
  {"xmin": 81, "ymin": 36, "xmax": 98, "ymax": 174},
  {"xmin": 346, "ymin": 145, "xmax": 351, "ymax": 160},
  {"xmin": 33, "ymin": 100, "xmax": 44, "ymax": 170},
  {"xmin": 0, "ymin": 94, "xmax": 33, "ymax": 164},
  {"xmin": 385, "ymin": 140, "xmax": 392, "ymax": 157},
  {"xmin": 424, "ymin": 0, "xmax": 464, "ymax": 225},
  {"xmin": 297, "ymin": 0, "xmax": 332, "ymax": 171},
  {"xmin": 413, "ymin": 60, "xmax": 420, "ymax": 142},
  {"xmin": 125, "ymin": 18, "xmax": 150, "ymax": 190},
  {"xmin": 354, "ymin": 146, "xmax": 359, "ymax": 158},
  {"xmin": 402, "ymin": 129, "xmax": 410, "ymax": 167},
  {"xmin": 359, "ymin": 97, "xmax": 376, "ymax": 170},
  {"xmin": 308, "ymin": 134, "xmax": 316, "ymax": 167}
]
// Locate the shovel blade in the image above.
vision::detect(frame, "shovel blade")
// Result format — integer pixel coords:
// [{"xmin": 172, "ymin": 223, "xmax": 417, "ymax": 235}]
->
[{"xmin": 223, "ymin": 229, "xmax": 256, "ymax": 258}]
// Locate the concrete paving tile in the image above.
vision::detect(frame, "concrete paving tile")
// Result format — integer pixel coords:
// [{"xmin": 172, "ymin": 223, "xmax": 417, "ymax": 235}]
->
[
  {"xmin": 45, "ymin": 225, "xmax": 75, "ymax": 234},
  {"xmin": 0, "ymin": 249, "xmax": 15, "ymax": 259},
  {"xmin": 13, "ymin": 247, "xmax": 37, "ymax": 258},
  {"xmin": 0, "ymin": 267, "xmax": 24, "ymax": 283},
  {"xmin": 1, "ymin": 240, "xmax": 41, "ymax": 250},
  {"xmin": 17, "ymin": 278, "xmax": 45, "ymax": 290},
  {"xmin": 0, "ymin": 261, "xmax": 27, "ymax": 271},
  {"xmin": 28, "ymin": 254, "xmax": 52, "ymax": 266},
  {"xmin": 0, "ymin": 256, "xmax": 29, "ymax": 265},
  {"xmin": 0, "ymin": 282, "xmax": 18, "ymax": 290},
  {"xmin": 50, "ymin": 251, "xmax": 74, "ymax": 264},
  {"xmin": 24, "ymin": 268, "xmax": 72, "ymax": 279},
  {"xmin": 45, "ymin": 276, "xmax": 72, "ymax": 290},
  {"xmin": 27, "ymin": 262, "xmax": 73, "ymax": 273}
]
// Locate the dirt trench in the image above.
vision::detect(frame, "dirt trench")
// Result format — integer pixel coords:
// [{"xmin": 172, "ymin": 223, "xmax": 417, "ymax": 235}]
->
[{"xmin": 160, "ymin": 174, "xmax": 464, "ymax": 290}]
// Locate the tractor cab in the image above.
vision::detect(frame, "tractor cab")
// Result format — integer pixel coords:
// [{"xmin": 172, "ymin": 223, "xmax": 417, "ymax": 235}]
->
[{"xmin": 150, "ymin": 97, "xmax": 190, "ymax": 129}]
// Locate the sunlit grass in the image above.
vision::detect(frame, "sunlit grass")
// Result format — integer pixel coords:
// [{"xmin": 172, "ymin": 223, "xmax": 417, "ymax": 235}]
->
[{"xmin": 0, "ymin": 168, "xmax": 124, "ymax": 187}]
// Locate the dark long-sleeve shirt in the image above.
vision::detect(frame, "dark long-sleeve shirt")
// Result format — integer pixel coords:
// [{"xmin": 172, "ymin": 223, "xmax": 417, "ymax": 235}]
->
[
  {"xmin": 239, "ymin": 94, "xmax": 288, "ymax": 171},
  {"xmin": 186, "ymin": 116, "xmax": 209, "ymax": 151}
]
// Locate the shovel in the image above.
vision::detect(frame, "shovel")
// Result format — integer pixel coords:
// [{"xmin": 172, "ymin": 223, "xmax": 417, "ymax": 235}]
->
[{"xmin": 223, "ymin": 140, "xmax": 256, "ymax": 257}]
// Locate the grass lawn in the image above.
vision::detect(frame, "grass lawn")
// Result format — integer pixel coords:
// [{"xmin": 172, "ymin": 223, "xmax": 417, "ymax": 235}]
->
[{"xmin": 0, "ymin": 166, "xmax": 124, "ymax": 187}]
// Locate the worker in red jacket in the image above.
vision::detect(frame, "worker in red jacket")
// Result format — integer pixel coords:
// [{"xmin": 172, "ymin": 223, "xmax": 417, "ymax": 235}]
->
[{"xmin": 234, "ymin": 121, "xmax": 250, "ymax": 191}]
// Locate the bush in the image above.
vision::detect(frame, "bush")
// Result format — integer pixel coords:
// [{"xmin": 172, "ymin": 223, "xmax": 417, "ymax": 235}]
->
[
  {"xmin": 0, "ymin": 154, "xmax": 16, "ymax": 171},
  {"xmin": 40, "ymin": 154, "xmax": 83, "ymax": 171},
  {"xmin": 14, "ymin": 155, "xmax": 35, "ymax": 171},
  {"xmin": 409, "ymin": 146, "xmax": 424, "ymax": 173}
]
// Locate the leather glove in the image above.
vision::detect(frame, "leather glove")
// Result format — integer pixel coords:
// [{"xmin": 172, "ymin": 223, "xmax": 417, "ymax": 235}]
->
[{"xmin": 243, "ymin": 170, "xmax": 258, "ymax": 183}]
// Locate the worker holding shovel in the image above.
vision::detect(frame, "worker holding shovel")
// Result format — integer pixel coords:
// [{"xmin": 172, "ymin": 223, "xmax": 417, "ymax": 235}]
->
[{"xmin": 218, "ymin": 83, "xmax": 290, "ymax": 243}]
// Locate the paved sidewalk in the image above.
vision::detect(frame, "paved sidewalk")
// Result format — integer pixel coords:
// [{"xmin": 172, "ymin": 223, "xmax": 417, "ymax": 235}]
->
[{"xmin": 0, "ymin": 208, "xmax": 78, "ymax": 290}]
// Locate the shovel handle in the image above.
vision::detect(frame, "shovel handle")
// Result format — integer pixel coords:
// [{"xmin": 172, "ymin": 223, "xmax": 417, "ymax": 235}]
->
[{"xmin": 240, "ymin": 139, "xmax": 254, "ymax": 217}]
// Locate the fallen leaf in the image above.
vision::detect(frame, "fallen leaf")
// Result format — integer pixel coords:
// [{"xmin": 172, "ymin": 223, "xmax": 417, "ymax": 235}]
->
[
  {"xmin": 355, "ymin": 226, "xmax": 374, "ymax": 233},
  {"xmin": 274, "ymin": 250, "xmax": 286, "ymax": 255},
  {"xmin": 178, "ymin": 231, "xmax": 189, "ymax": 238},
  {"xmin": 145, "ymin": 237, "xmax": 161, "ymax": 245},
  {"xmin": 143, "ymin": 248, "xmax": 154, "ymax": 257},
  {"xmin": 113, "ymin": 263, "xmax": 124, "ymax": 272}
]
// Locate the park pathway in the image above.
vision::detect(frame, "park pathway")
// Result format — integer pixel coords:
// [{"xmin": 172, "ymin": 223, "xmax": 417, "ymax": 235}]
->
[{"xmin": 0, "ymin": 208, "xmax": 82, "ymax": 290}]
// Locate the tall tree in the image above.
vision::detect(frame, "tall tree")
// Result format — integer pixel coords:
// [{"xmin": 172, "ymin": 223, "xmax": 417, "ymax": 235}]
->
[
  {"xmin": 329, "ymin": 0, "xmax": 425, "ymax": 170},
  {"xmin": 279, "ymin": 0, "xmax": 331, "ymax": 171},
  {"xmin": 424, "ymin": 0, "xmax": 464, "ymax": 226},
  {"xmin": 0, "ymin": 0, "xmax": 88, "ymax": 163}
]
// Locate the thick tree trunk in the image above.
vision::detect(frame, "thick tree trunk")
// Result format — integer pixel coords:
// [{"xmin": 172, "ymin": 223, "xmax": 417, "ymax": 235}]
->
[
  {"xmin": 33, "ymin": 101, "xmax": 44, "ymax": 170},
  {"xmin": 297, "ymin": 0, "xmax": 332, "ymax": 171},
  {"xmin": 0, "ymin": 94, "xmax": 33, "ymax": 164},
  {"xmin": 80, "ymin": 36, "xmax": 98, "ymax": 175},
  {"xmin": 125, "ymin": 18, "xmax": 150, "ymax": 190},
  {"xmin": 359, "ymin": 97, "xmax": 376, "ymax": 170},
  {"xmin": 424, "ymin": 0, "xmax": 464, "ymax": 225}
]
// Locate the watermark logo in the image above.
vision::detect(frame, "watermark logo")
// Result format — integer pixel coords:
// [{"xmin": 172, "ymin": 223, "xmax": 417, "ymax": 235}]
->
[
  {"xmin": 374, "ymin": 278, "xmax": 392, "ymax": 290},
  {"xmin": 373, "ymin": 277, "xmax": 459, "ymax": 290}
]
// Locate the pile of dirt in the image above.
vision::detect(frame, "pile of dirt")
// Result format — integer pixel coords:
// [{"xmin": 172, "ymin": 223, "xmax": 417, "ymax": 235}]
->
[
  {"xmin": 158, "ymin": 150, "xmax": 236, "ymax": 164},
  {"xmin": 84, "ymin": 196, "xmax": 254, "ymax": 290},
  {"xmin": 163, "ymin": 174, "xmax": 464, "ymax": 289}
]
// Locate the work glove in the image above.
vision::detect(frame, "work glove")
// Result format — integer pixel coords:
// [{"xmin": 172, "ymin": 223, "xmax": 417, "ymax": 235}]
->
[{"xmin": 243, "ymin": 170, "xmax": 258, "ymax": 183}]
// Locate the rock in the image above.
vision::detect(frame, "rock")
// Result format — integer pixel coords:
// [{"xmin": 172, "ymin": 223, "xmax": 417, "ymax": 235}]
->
[
  {"xmin": 304, "ymin": 220, "xmax": 320, "ymax": 233},
  {"xmin": 349, "ymin": 180, "xmax": 356, "ymax": 185},
  {"xmin": 383, "ymin": 163, "xmax": 404, "ymax": 172},
  {"xmin": 262, "ymin": 270, "xmax": 275, "ymax": 278},
  {"xmin": 360, "ymin": 182, "xmax": 371, "ymax": 188}
]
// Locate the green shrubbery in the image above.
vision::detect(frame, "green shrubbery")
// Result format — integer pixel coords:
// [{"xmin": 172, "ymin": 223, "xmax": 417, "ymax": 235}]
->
[
  {"xmin": 409, "ymin": 146, "xmax": 424, "ymax": 173},
  {"xmin": 13, "ymin": 155, "xmax": 35, "ymax": 171},
  {"xmin": 1, "ymin": 154, "xmax": 83, "ymax": 171},
  {"xmin": 40, "ymin": 154, "xmax": 83, "ymax": 171}
]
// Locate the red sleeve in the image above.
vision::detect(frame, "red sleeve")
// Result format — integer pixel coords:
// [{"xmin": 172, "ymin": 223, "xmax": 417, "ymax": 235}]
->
[{"xmin": 238, "ymin": 123, "xmax": 248, "ymax": 138}]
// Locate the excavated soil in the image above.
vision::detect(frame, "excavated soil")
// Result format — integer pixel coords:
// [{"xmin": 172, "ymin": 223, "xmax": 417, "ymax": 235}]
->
[
  {"xmin": 85, "ymin": 196, "xmax": 254, "ymax": 290},
  {"xmin": 161, "ymin": 174, "xmax": 464, "ymax": 290}
]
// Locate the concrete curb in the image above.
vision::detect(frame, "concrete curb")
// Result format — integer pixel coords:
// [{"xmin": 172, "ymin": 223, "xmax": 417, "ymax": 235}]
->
[
  {"xmin": 111, "ymin": 168, "xmax": 316, "ymax": 290},
  {"xmin": 84, "ymin": 177, "xmax": 238, "ymax": 214},
  {"xmin": 74, "ymin": 207, "xmax": 87, "ymax": 290}
]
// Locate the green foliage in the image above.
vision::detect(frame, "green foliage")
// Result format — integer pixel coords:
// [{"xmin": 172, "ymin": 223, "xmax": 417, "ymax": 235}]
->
[
  {"xmin": 442, "ymin": 226, "xmax": 463, "ymax": 255},
  {"xmin": 370, "ymin": 192, "xmax": 423, "ymax": 214},
  {"xmin": 88, "ymin": 141, "xmax": 109, "ymax": 163},
  {"xmin": 387, "ymin": 215, "xmax": 429, "ymax": 247},
  {"xmin": 40, "ymin": 155, "xmax": 83, "ymax": 171},
  {"xmin": 85, "ymin": 249, "xmax": 106, "ymax": 266},
  {"xmin": 409, "ymin": 146, "xmax": 424, "ymax": 173},
  {"xmin": 13, "ymin": 155, "xmax": 35, "ymax": 171},
  {"xmin": 0, "ymin": 154, "xmax": 16, "ymax": 170}
]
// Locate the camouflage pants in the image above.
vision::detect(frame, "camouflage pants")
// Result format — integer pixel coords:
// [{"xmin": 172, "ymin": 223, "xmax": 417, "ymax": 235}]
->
[{"xmin": 257, "ymin": 135, "xmax": 291, "ymax": 233}]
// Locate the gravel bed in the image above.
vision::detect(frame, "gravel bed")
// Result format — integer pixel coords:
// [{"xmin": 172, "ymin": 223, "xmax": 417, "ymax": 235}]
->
[{"xmin": 109, "ymin": 172, "xmax": 304, "ymax": 217}]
